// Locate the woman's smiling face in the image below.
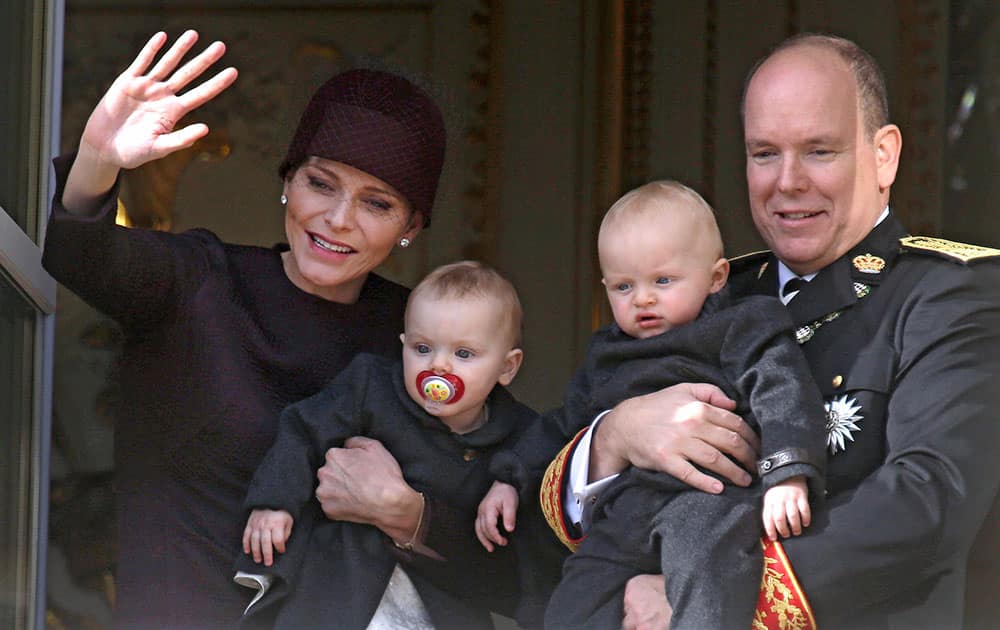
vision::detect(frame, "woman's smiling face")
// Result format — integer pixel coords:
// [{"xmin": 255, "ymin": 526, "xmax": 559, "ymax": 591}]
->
[{"xmin": 281, "ymin": 156, "xmax": 422, "ymax": 303}]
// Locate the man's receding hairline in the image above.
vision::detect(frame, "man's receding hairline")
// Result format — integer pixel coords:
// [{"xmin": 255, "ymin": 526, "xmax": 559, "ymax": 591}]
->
[{"xmin": 742, "ymin": 34, "xmax": 889, "ymax": 139}]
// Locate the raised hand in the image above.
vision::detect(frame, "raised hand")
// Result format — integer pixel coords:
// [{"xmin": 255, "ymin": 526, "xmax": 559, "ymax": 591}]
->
[
  {"xmin": 64, "ymin": 30, "xmax": 237, "ymax": 215},
  {"xmin": 80, "ymin": 30, "xmax": 237, "ymax": 170}
]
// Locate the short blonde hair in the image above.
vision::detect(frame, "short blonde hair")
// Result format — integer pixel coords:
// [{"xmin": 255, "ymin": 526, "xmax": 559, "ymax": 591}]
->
[
  {"xmin": 407, "ymin": 260, "xmax": 524, "ymax": 347},
  {"xmin": 600, "ymin": 180, "xmax": 724, "ymax": 259}
]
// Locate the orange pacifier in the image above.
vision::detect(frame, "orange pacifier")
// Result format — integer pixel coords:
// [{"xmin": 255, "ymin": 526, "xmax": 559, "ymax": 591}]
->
[{"xmin": 417, "ymin": 371, "xmax": 465, "ymax": 404}]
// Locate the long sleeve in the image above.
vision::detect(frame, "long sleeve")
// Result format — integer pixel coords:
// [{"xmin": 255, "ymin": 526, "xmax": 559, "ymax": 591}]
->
[
  {"xmin": 490, "ymin": 354, "xmax": 596, "ymax": 493},
  {"xmin": 784, "ymin": 259, "xmax": 1000, "ymax": 623},
  {"xmin": 718, "ymin": 296, "xmax": 826, "ymax": 496},
  {"xmin": 242, "ymin": 356, "xmax": 371, "ymax": 521},
  {"xmin": 42, "ymin": 153, "xmax": 215, "ymax": 331}
]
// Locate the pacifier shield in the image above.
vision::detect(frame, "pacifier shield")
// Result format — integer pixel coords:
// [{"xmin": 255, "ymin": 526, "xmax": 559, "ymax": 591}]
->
[{"xmin": 417, "ymin": 371, "xmax": 465, "ymax": 403}]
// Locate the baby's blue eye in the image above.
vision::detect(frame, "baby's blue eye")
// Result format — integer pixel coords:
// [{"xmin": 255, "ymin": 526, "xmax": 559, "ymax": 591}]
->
[
  {"xmin": 655, "ymin": 277, "xmax": 671, "ymax": 285},
  {"xmin": 416, "ymin": 344, "xmax": 431, "ymax": 354},
  {"xmin": 615, "ymin": 282, "xmax": 632, "ymax": 292},
  {"xmin": 455, "ymin": 349, "xmax": 473, "ymax": 359}
]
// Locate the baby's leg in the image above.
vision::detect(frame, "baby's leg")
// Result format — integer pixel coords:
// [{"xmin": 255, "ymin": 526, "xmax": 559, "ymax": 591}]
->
[
  {"xmin": 543, "ymin": 479, "xmax": 663, "ymax": 629},
  {"xmin": 654, "ymin": 482, "xmax": 762, "ymax": 630}
]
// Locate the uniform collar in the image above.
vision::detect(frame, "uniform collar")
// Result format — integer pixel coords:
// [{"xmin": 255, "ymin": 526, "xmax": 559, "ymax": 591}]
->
[{"xmin": 753, "ymin": 212, "xmax": 907, "ymax": 326}]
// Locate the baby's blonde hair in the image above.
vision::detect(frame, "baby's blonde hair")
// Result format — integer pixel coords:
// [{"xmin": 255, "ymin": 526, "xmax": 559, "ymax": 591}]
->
[
  {"xmin": 600, "ymin": 180, "xmax": 724, "ymax": 260},
  {"xmin": 407, "ymin": 260, "xmax": 524, "ymax": 347}
]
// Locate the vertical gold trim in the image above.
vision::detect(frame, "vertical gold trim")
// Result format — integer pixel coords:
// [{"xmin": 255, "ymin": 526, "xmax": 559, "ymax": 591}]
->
[{"xmin": 589, "ymin": 1, "xmax": 625, "ymax": 331}]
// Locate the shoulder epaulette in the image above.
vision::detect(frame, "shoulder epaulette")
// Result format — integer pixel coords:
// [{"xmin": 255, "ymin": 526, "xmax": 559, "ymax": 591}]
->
[
  {"xmin": 899, "ymin": 236, "xmax": 1000, "ymax": 264},
  {"xmin": 729, "ymin": 249, "xmax": 771, "ymax": 279}
]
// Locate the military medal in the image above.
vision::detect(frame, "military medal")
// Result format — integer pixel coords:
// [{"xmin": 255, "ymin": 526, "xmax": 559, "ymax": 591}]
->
[
  {"xmin": 417, "ymin": 370, "xmax": 465, "ymax": 404},
  {"xmin": 825, "ymin": 394, "xmax": 863, "ymax": 455}
]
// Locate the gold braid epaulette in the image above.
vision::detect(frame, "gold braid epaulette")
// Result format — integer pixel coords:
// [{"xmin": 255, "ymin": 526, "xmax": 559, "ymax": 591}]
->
[
  {"xmin": 900, "ymin": 236, "xmax": 1000, "ymax": 263},
  {"xmin": 539, "ymin": 427, "xmax": 588, "ymax": 552},
  {"xmin": 753, "ymin": 538, "xmax": 816, "ymax": 630}
]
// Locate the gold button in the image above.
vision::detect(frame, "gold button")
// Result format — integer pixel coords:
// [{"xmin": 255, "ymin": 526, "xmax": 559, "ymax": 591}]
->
[
  {"xmin": 832, "ymin": 375, "xmax": 843, "ymax": 388},
  {"xmin": 463, "ymin": 449, "xmax": 477, "ymax": 462}
]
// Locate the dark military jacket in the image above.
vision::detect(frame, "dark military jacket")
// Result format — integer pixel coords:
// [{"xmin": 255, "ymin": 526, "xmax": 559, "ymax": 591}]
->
[{"xmin": 727, "ymin": 214, "xmax": 1000, "ymax": 629}]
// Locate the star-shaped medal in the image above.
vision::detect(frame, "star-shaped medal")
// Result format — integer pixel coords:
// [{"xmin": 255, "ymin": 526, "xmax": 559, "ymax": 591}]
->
[{"xmin": 825, "ymin": 394, "xmax": 864, "ymax": 455}]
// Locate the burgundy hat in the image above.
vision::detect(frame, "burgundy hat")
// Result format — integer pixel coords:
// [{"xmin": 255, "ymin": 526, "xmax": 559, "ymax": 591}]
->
[{"xmin": 279, "ymin": 69, "xmax": 446, "ymax": 227}]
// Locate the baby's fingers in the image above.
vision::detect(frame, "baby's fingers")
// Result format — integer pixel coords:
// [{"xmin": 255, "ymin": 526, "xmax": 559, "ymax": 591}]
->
[
  {"xmin": 261, "ymin": 529, "xmax": 274, "ymax": 567},
  {"xmin": 249, "ymin": 529, "xmax": 263, "ymax": 564},
  {"xmin": 785, "ymin": 499, "xmax": 803, "ymax": 536},
  {"xmin": 273, "ymin": 527, "xmax": 288, "ymax": 554},
  {"xmin": 242, "ymin": 524, "xmax": 252, "ymax": 554},
  {"xmin": 475, "ymin": 518, "xmax": 495, "ymax": 552},
  {"xmin": 799, "ymin": 497, "xmax": 812, "ymax": 529},
  {"xmin": 762, "ymin": 505, "xmax": 778, "ymax": 541},
  {"xmin": 501, "ymin": 500, "xmax": 518, "ymax": 535}
]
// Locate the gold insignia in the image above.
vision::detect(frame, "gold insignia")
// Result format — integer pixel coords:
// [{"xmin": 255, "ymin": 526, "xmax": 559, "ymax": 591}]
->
[
  {"xmin": 852, "ymin": 253, "xmax": 885, "ymax": 274},
  {"xmin": 795, "ymin": 283, "xmax": 871, "ymax": 344},
  {"xmin": 900, "ymin": 236, "xmax": 1000, "ymax": 264},
  {"xmin": 539, "ymin": 429, "xmax": 587, "ymax": 552},
  {"xmin": 729, "ymin": 250, "xmax": 771, "ymax": 279}
]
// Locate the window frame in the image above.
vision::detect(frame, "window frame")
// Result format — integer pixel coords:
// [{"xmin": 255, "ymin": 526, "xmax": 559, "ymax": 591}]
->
[{"xmin": 0, "ymin": 1, "xmax": 62, "ymax": 628}]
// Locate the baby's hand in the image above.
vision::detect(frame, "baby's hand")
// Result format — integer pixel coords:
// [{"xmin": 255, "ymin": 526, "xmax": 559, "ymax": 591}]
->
[
  {"xmin": 762, "ymin": 476, "xmax": 810, "ymax": 541},
  {"xmin": 476, "ymin": 481, "xmax": 519, "ymax": 552},
  {"xmin": 242, "ymin": 509, "xmax": 294, "ymax": 566}
]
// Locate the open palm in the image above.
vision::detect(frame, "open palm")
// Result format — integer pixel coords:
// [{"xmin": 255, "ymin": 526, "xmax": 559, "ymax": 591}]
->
[{"xmin": 81, "ymin": 30, "xmax": 237, "ymax": 170}]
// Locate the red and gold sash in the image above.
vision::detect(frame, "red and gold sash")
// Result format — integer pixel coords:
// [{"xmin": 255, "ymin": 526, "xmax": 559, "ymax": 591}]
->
[{"xmin": 754, "ymin": 538, "xmax": 816, "ymax": 629}]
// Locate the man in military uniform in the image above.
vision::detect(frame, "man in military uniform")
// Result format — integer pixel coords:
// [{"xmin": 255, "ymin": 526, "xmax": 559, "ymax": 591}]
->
[{"xmin": 541, "ymin": 34, "xmax": 1000, "ymax": 629}]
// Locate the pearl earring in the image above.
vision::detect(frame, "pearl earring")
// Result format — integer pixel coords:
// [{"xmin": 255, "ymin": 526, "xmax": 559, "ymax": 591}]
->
[
  {"xmin": 398, "ymin": 238, "xmax": 411, "ymax": 248},
  {"xmin": 280, "ymin": 194, "xmax": 287, "ymax": 205}
]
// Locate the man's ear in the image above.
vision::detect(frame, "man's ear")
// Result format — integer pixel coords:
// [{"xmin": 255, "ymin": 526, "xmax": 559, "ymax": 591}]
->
[
  {"xmin": 874, "ymin": 124, "xmax": 902, "ymax": 192},
  {"xmin": 497, "ymin": 348, "xmax": 524, "ymax": 386},
  {"xmin": 709, "ymin": 257, "xmax": 730, "ymax": 293}
]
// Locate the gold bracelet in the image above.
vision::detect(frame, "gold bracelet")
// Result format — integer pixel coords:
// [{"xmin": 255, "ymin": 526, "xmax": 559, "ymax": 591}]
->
[{"xmin": 393, "ymin": 492, "xmax": 425, "ymax": 551}]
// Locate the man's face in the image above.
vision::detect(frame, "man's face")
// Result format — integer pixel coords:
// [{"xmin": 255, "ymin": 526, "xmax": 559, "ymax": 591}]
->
[{"xmin": 743, "ymin": 45, "xmax": 891, "ymax": 275}]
